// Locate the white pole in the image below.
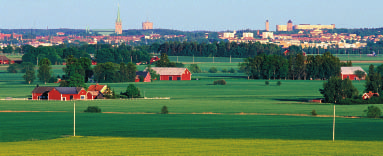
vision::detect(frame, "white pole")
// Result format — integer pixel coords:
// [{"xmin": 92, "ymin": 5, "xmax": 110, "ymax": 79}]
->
[
  {"xmin": 332, "ymin": 104, "xmax": 335, "ymax": 142},
  {"xmin": 74, "ymin": 101, "xmax": 76, "ymax": 136}
]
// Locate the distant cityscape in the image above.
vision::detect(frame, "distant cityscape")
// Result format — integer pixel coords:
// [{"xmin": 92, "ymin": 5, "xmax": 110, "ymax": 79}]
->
[{"xmin": 0, "ymin": 5, "xmax": 382, "ymax": 51}]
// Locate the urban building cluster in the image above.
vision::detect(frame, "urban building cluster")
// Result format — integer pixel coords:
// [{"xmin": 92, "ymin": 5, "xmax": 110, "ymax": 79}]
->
[{"xmin": 0, "ymin": 7, "xmax": 381, "ymax": 51}]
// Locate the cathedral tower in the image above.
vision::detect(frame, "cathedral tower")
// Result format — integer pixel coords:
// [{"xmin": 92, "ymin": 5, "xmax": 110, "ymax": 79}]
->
[{"xmin": 115, "ymin": 5, "xmax": 122, "ymax": 35}]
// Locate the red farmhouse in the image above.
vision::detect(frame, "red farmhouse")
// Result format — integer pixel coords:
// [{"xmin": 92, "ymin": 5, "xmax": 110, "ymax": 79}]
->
[
  {"xmin": 149, "ymin": 67, "xmax": 191, "ymax": 81},
  {"xmin": 0, "ymin": 55, "xmax": 14, "ymax": 64},
  {"xmin": 87, "ymin": 84, "xmax": 107, "ymax": 100},
  {"xmin": 32, "ymin": 87, "xmax": 87, "ymax": 101},
  {"xmin": 341, "ymin": 67, "xmax": 366, "ymax": 80},
  {"xmin": 135, "ymin": 71, "xmax": 151, "ymax": 82}
]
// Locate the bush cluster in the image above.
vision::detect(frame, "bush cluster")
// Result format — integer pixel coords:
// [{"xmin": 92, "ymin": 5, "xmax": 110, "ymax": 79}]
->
[
  {"xmin": 213, "ymin": 79, "xmax": 226, "ymax": 85},
  {"xmin": 84, "ymin": 106, "xmax": 101, "ymax": 113},
  {"xmin": 365, "ymin": 106, "xmax": 381, "ymax": 118},
  {"xmin": 265, "ymin": 81, "xmax": 269, "ymax": 86},
  {"xmin": 338, "ymin": 96, "xmax": 383, "ymax": 105},
  {"xmin": 209, "ymin": 67, "xmax": 217, "ymax": 73}
]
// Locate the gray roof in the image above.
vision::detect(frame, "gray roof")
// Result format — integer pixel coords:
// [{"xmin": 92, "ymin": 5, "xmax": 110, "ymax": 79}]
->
[
  {"xmin": 341, "ymin": 66, "xmax": 366, "ymax": 75},
  {"xmin": 31, "ymin": 87, "xmax": 55, "ymax": 93},
  {"xmin": 54, "ymin": 87, "xmax": 84, "ymax": 94},
  {"xmin": 136, "ymin": 71, "xmax": 148, "ymax": 77},
  {"xmin": 148, "ymin": 67, "xmax": 189, "ymax": 75}
]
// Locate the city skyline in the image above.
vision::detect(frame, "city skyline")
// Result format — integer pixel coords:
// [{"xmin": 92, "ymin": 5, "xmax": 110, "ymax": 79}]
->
[{"xmin": 0, "ymin": 0, "xmax": 382, "ymax": 31}]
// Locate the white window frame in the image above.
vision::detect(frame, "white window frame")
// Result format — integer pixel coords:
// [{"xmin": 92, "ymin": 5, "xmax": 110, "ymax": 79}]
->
[{"xmin": 81, "ymin": 95, "xmax": 85, "ymax": 100}]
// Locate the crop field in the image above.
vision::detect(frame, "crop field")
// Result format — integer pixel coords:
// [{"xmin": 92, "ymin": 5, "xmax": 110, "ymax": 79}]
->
[{"xmin": 1, "ymin": 59, "xmax": 383, "ymax": 155}]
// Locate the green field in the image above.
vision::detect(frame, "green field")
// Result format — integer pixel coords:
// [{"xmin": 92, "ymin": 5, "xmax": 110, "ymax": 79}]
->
[
  {"xmin": 1, "ymin": 59, "xmax": 383, "ymax": 155},
  {"xmin": 2, "ymin": 136, "xmax": 383, "ymax": 155}
]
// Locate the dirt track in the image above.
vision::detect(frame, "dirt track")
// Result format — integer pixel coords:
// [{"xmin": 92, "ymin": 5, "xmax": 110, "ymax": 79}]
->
[{"xmin": 0, "ymin": 110, "xmax": 362, "ymax": 119}]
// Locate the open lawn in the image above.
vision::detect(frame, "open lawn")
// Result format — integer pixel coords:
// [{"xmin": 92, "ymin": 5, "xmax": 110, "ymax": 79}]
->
[{"xmin": 2, "ymin": 136, "xmax": 383, "ymax": 155}]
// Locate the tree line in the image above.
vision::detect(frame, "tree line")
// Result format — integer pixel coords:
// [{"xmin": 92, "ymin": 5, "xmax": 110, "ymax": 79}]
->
[
  {"xmin": 152, "ymin": 41, "xmax": 281, "ymax": 58},
  {"xmin": 239, "ymin": 52, "xmax": 343, "ymax": 80}
]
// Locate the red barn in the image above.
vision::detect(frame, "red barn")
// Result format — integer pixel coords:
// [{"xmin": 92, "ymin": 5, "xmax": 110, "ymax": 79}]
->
[
  {"xmin": 31, "ymin": 87, "xmax": 54, "ymax": 100},
  {"xmin": 0, "ymin": 55, "xmax": 14, "ymax": 64},
  {"xmin": 341, "ymin": 67, "xmax": 366, "ymax": 80},
  {"xmin": 149, "ymin": 67, "xmax": 191, "ymax": 81},
  {"xmin": 32, "ymin": 87, "xmax": 87, "ymax": 101},
  {"xmin": 135, "ymin": 71, "xmax": 151, "ymax": 82}
]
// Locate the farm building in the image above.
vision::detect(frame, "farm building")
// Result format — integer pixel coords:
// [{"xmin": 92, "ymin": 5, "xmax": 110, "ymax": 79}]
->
[
  {"xmin": 148, "ymin": 67, "xmax": 191, "ymax": 81},
  {"xmin": 87, "ymin": 84, "xmax": 107, "ymax": 99},
  {"xmin": 135, "ymin": 71, "xmax": 151, "ymax": 82},
  {"xmin": 32, "ymin": 87, "xmax": 87, "ymax": 101},
  {"xmin": 340, "ymin": 67, "xmax": 366, "ymax": 80},
  {"xmin": 150, "ymin": 56, "xmax": 160, "ymax": 64},
  {"xmin": 362, "ymin": 91, "xmax": 379, "ymax": 100},
  {"xmin": 0, "ymin": 55, "xmax": 14, "ymax": 64}
]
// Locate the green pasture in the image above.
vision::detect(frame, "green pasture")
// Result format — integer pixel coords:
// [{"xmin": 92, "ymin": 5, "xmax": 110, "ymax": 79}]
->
[
  {"xmin": 1, "ymin": 113, "xmax": 383, "ymax": 142},
  {"xmin": 2, "ymin": 136, "xmax": 383, "ymax": 155},
  {"xmin": 0, "ymin": 79, "xmax": 378, "ymax": 117}
]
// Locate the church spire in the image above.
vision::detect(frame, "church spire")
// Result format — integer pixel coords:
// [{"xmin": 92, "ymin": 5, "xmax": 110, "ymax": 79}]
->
[{"xmin": 116, "ymin": 4, "xmax": 121, "ymax": 23}]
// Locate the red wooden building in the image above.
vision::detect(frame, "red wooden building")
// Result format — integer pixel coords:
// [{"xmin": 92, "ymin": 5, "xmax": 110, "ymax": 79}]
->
[
  {"xmin": 0, "ymin": 55, "xmax": 14, "ymax": 64},
  {"xmin": 87, "ymin": 84, "xmax": 107, "ymax": 99},
  {"xmin": 32, "ymin": 87, "xmax": 87, "ymax": 101},
  {"xmin": 135, "ymin": 71, "xmax": 151, "ymax": 82},
  {"xmin": 150, "ymin": 56, "xmax": 160, "ymax": 64},
  {"xmin": 149, "ymin": 67, "xmax": 191, "ymax": 81},
  {"xmin": 341, "ymin": 66, "xmax": 366, "ymax": 80}
]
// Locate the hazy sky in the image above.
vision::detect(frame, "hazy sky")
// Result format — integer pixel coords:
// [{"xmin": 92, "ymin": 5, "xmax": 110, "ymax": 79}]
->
[{"xmin": 0, "ymin": 0, "xmax": 382, "ymax": 31}]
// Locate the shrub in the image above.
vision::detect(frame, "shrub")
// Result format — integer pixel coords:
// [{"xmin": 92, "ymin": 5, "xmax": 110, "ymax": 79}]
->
[
  {"xmin": 277, "ymin": 81, "xmax": 282, "ymax": 86},
  {"xmin": 311, "ymin": 109, "xmax": 317, "ymax": 116},
  {"xmin": 213, "ymin": 79, "xmax": 226, "ymax": 85},
  {"xmin": 161, "ymin": 106, "xmax": 168, "ymax": 114},
  {"xmin": 84, "ymin": 106, "xmax": 101, "ymax": 113},
  {"xmin": 209, "ymin": 67, "xmax": 217, "ymax": 73},
  {"xmin": 265, "ymin": 81, "xmax": 269, "ymax": 86},
  {"xmin": 229, "ymin": 68, "xmax": 236, "ymax": 73},
  {"xmin": 221, "ymin": 68, "xmax": 228, "ymax": 73},
  {"xmin": 189, "ymin": 64, "xmax": 202, "ymax": 73},
  {"xmin": 7, "ymin": 64, "xmax": 18, "ymax": 73},
  {"xmin": 365, "ymin": 106, "xmax": 381, "ymax": 118}
]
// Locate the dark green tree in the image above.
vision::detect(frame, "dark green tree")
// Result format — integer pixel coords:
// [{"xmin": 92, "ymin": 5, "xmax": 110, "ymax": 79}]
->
[
  {"xmin": 320, "ymin": 77, "xmax": 358, "ymax": 103},
  {"xmin": 126, "ymin": 62, "xmax": 137, "ymax": 82},
  {"xmin": 365, "ymin": 106, "xmax": 381, "ymax": 118},
  {"xmin": 124, "ymin": 84, "xmax": 141, "ymax": 98},
  {"xmin": 23, "ymin": 68, "xmax": 35, "ymax": 84},
  {"xmin": 189, "ymin": 64, "xmax": 201, "ymax": 73},
  {"xmin": 7, "ymin": 64, "xmax": 18, "ymax": 73},
  {"xmin": 354, "ymin": 70, "xmax": 366, "ymax": 82},
  {"xmin": 67, "ymin": 73, "xmax": 87, "ymax": 88},
  {"xmin": 37, "ymin": 58, "xmax": 52, "ymax": 84}
]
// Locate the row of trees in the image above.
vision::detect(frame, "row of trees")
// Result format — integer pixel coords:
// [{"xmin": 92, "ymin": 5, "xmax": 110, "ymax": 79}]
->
[
  {"xmin": 153, "ymin": 41, "xmax": 281, "ymax": 58},
  {"xmin": 240, "ymin": 52, "xmax": 342, "ymax": 80},
  {"xmin": 20, "ymin": 44, "xmax": 151, "ymax": 65}
]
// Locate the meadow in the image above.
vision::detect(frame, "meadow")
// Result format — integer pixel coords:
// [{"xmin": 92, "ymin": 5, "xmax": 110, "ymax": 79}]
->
[{"xmin": 1, "ymin": 55, "xmax": 383, "ymax": 155}]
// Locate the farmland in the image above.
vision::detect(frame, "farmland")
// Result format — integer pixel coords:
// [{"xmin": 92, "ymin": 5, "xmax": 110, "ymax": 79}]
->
[{"xmin": 1, "ymin": 56, "xmax": 383, "ymax": 155}]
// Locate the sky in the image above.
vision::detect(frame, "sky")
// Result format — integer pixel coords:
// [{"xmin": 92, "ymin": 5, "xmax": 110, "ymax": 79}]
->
[{"xmin": 0, "ymin": 0, "xmax": 382, "ymax": 31}]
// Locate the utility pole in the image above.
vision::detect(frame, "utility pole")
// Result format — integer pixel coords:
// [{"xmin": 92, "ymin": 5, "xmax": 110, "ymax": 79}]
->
[
  {"xmin": 74, "ymin": 101, "xmax": 76, "ymax": 136},
  {"xmin": 333, "ymin": 104, "xmax": 335, "ymax": 142}
]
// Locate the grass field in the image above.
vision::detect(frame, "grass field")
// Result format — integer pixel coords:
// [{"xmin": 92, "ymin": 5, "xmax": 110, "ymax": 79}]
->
[
  {"xmin": 2, "ymin": 136, "xmax": 383, "ymax": 155},
  {"xmin": 1, "ymin": 56, "xmax": 383, "ymax": 155}
]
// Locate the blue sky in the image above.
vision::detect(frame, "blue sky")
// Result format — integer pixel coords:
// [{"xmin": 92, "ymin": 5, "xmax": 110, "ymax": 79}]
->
[{"xmin": 0, "ymin": 0, "xmax": 381, "ymax": 31}]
